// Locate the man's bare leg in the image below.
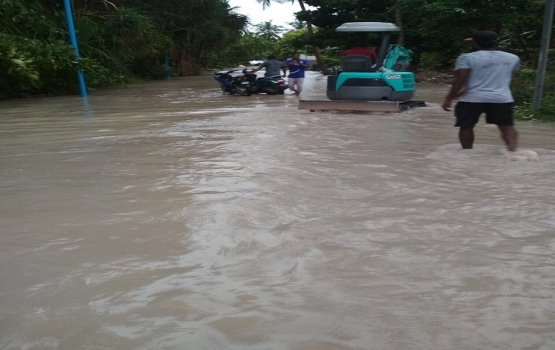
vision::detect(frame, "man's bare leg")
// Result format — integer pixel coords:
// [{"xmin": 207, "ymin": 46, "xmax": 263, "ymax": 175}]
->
[
  {"xmin": 499, "ymin": 125, "xmax": 518, "ymax": 152},
  {"xmin": 459, "ymin": 127, "xmax": 474, "ymax": 149}
]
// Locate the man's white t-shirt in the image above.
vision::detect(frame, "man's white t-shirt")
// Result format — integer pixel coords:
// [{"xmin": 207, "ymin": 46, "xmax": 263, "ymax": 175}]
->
[{"xmin": 455, "ymin": 50, "xmax": 520, "ymax": 103}]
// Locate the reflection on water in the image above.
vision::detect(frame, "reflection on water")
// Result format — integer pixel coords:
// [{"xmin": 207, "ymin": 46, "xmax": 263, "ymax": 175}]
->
[{"xmin": 1, "ymin": 73, "xmax": 555, "ymax": 349}]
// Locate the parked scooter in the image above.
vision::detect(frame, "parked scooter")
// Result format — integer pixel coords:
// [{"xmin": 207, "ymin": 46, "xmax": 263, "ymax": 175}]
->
[
  {"xmin": 213, "ymin": 70, "xmax": 251, "ymax": 96},
  {"xmin": 214, "ymin": 69, "xmax": 288, "ymax": 96},
  {"xmin": 241, "ymin": 69, "xmax": 288, "ymax": 95}
]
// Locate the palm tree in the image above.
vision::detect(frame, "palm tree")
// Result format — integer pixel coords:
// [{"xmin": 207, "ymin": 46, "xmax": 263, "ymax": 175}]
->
[
  {"xmin": 255, "ymin": 21, "xmax": 285, "ymax": 41},
  {"xmin": 288, "ymin": 19, "xmax": 306, "ymax": 30},
  {"xmin": 256, "ymin": 0, "xmax": 327, "ymax": 73}
]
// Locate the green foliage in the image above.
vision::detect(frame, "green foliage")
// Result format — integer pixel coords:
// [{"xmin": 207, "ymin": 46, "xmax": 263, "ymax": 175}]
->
[
  {"xmin": 0, "ymin": 0, "xmax": 122, "ymax": 97},
  {"xmin": 0, "ymin": 0, "xmax": 248, "ymax": 97},
  {"xmin": 209, "ymin": 33, "xmax": 274, "ymax": 67},
  {"xmin": 101, "ymin": 7, "xmax": 169, "ymax": 78},
  {"xmin": 273, "ymin": 29, "xmax": 311, "ymax": 58},
  {"xmin": 513, "ymin": 59, "xmax": 555, "ymax": 122},
  {"xmin": 303, "ymin": 0, "xmax": 545, "ymax": 69},
  {"xmin": 533, "ymin": 95, "xmax": 555, "ymax": 122},
  {"xmin": 0, "ymin": 33, "xmax": 74, "ymax": 98},
  {"xmin": 0, "ymin": 0, "xmax": 64, "ymax": 39},
  {"xmin": 512, "ymin": 68, "xmax": 537, "ymax": 105},
  {"xmin": 0, "ymin": 31, "xmax": 117, "ymax": 97},
  {"xmin": 78, "ymin": 57, "xmax": 123, "ymax": 87},
  {"xmin": 514, "ymin": 98, "xmax": 555, "ymax": 123},
  {"xmin": 418, "ymin": 52, "xmax": 446, "ymax": 70},
  {"xmin": 132, "ymin": 0, "xmax": 248, "ymax": 74},
  {"xmin": 254, "ymin": 21, "xmax": 286, "ymax": 41}
]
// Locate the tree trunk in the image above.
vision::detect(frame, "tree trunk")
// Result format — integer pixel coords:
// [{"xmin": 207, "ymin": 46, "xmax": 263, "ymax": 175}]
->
[
  {"xmin": 177, "ymin": 51, "xmax": 199, "ymax": 76},
  {"xmin": 395, "ymin": 2, "xmax": 404, "ymax": 45}
]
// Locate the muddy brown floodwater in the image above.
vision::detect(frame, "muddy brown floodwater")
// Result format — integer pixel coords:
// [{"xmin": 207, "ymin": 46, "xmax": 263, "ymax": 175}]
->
[{"xmin": 1, "ymin": 72, "xmax": 555, "ymax": 350}]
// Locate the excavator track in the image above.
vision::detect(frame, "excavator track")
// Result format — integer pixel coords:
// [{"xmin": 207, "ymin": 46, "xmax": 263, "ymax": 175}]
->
[{"xmin": 298, "ymin": 99, "xmax": 426, "ymax": 113}]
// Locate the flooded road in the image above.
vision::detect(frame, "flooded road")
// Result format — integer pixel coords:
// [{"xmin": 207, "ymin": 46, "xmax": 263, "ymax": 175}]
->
[{"xmin": 1, "ymin": 73, "xmax": 555, "ymax": 349}]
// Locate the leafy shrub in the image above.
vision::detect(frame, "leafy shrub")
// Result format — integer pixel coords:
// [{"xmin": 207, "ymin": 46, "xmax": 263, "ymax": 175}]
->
[
  {"xmin": 418, "ymin": 51, "xmax": 446, "ymax": 70},
  {"xmin": 0, "ymin": 34, "xmax": 75, "ymax": 97},
  {"xmin": 79, "ymin": 57, "xmax": 124, "ymax": 87},
  {"xmin": 513, "ymin": 53, "xmax": 555, "ymax": 122}
]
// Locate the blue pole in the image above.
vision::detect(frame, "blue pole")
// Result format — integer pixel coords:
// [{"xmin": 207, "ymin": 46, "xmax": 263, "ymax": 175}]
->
[{"xmin": 63, "ymin": 0, "xmax": 87, "ymax": 97}]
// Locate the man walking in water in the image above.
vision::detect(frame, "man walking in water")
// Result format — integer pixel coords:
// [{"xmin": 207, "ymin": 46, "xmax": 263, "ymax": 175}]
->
[
  {"xmin": 283, "ymin": 52, "xmax": 309, "ymax": 95},
  {"xmin": 442, "ymin": 31, "xmax": 520, "ymax": 152}
]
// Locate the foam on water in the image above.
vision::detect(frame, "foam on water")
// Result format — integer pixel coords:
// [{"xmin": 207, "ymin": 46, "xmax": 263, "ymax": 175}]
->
[
  {"xmin": 427, "ymin": 143, "xmax": 541, "ymax": 162},
  {"xmin": 503, "ymin": 149, "xmax": 539, "ymax": 161}
]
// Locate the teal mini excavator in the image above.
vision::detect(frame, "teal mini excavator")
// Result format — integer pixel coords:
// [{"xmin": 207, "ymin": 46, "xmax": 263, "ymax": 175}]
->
[{"xmin": 326, "ymin": 22, "xmax": 416, "ymax": 101}]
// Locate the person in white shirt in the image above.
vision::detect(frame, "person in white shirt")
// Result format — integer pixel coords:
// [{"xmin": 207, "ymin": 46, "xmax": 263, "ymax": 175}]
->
[{"xmin": 442, "ymin": 31, "xmax": 520, "ymax": 152}]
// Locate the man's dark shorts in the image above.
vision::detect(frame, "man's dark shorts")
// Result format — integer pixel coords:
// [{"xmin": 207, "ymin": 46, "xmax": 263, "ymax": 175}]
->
[{"xmin": 454, "ymin": 102, "xmax": 514, "ymax": 128}]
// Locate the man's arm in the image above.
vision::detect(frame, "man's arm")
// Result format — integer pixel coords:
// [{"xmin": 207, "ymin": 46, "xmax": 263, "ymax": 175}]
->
[
  {"xmin": 252, "ymin": 62, "xmax": 265, "ymax": 73},
  {"xmin": 282, "ymin": 61, "xmax": 288, "ymax": 76},
  {"xmin": 442, "ymin": 68, "xmax": 470, "ymax": 111}
]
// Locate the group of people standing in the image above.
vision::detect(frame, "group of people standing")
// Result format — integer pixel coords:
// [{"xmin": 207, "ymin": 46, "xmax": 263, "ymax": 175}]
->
[{"xmin": 253, "ymin": 52, "xmax": 310, "ymax": 95}]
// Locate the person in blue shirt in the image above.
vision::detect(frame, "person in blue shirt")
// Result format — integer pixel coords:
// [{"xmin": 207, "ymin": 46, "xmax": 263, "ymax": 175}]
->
[
  {"xmin": 442, "ymin": 31, "xmax": 520, "ymax": 152},
  {"xmin": 283, "ymin": 52, "xmax": 309, "ymax": 95}
]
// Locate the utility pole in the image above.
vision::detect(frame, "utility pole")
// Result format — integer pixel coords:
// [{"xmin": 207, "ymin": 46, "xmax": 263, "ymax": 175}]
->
[
  {"xmin": 63, "ymin": 0, "xmax": 88, "ymax": 97},
  {"xmin": 532, "ymin": 0, "xmax": 554, "ymax": 110}
]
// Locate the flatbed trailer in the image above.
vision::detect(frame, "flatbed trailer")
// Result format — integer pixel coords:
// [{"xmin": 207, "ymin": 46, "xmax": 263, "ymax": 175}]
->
[{"xmin": 298, "ymin": 99, "xmax": 426, "ymax": 113}]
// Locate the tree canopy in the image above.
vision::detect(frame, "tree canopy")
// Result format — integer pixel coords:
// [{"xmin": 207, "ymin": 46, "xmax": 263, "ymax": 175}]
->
[
  {"xmin": 299, "ymin": 0, "xmax": 546, "ymax": 66},
  {"xmin": 0, "ymin": 0, "xmax": 248, "ymax": 98}
]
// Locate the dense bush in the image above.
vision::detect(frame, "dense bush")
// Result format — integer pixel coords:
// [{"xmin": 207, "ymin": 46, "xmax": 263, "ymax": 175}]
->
[
  {"xmin": 0, "ymin": 34, "xmax": 73, "ymax": 98},
  {"xmin": 0, "ymin": 0, "xmax": 247, "ymax": 98},
  {"xmin": 512, "ymin": 50, "xmax": 555, "ymax": 122}
]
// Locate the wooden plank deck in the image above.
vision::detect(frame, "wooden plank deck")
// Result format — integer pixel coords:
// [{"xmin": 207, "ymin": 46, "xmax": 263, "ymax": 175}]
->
[{"xmin": 298, "ymin": 99, "xmax": 426, "ymax": 113}]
